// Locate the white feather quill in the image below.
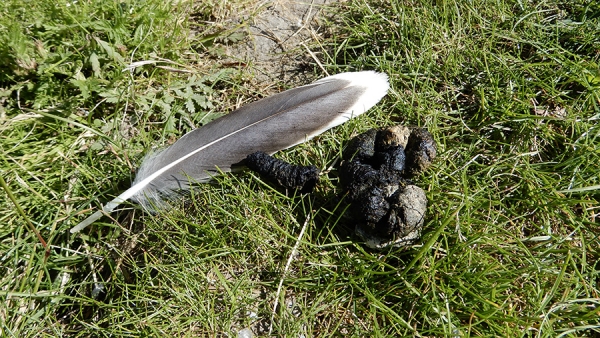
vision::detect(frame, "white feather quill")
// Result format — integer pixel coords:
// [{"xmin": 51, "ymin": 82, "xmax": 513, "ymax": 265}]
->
[{"xmin": 71, "ymin": 71, "xmax": 389, "ymax": 233}]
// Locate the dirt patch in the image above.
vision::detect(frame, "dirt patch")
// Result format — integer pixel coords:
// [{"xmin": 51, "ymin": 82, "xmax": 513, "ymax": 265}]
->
[{"xmin": 221, "ymin": 0, "xmax": 339, "ymax": 86}]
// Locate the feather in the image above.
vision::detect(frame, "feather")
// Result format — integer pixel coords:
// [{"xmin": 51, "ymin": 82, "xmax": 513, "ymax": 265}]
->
[{"xmin": 71, "ymin": 71, "xmax": 389, "ymax": 233}]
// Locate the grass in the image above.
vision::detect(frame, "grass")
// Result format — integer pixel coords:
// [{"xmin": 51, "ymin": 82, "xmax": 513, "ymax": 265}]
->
[{"xmin": 1, "ymin": 0, "xmax": 599, "ymax": 336}]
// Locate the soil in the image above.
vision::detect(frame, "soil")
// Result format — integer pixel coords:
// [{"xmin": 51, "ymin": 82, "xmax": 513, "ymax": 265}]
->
[{"xmin": 221, "ymin": 0, "xmax": 338, "ymax": 85}]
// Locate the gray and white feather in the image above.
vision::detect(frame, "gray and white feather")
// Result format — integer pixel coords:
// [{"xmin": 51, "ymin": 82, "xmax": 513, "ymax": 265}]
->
[{"xmin": 71, "ymin": 71, "xmax": 389, "ymax": 233}]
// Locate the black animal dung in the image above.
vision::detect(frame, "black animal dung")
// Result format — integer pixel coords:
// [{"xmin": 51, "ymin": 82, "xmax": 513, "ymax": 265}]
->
[
  {"xmin": 405, "ymin": 128, "xmax": 437, "ymax": 177},
  {"xmin": 340, "ymin": 126, "xmax": 436, "ymax": 249},
  {"xmin": 241, "ymin": 125, "xmax": 436, "ymax": 250},
  {"xmin": 244, "ymin": 151, "xmax": 320, "ymax": 193}
]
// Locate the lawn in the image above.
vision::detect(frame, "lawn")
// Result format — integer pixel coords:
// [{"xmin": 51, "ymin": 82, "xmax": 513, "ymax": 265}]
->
[{"xmin": 1, "ymin": 0, "xmax": 599, "ymax": 336}]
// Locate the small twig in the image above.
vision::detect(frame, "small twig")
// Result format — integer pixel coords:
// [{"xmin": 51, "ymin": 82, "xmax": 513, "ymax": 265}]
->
[
  {"xmin": 301, "ymin": 42, "xmax": 327, "ymax": 75},
  {"xmin": 155, "ymin": 65, "xmax": 196, "ymax": 74},
  {"xmin": 285, "ymin": 0, "xmax": 316, "ymax": 42},
  {"xmin": 82, "ymin": 239, "xmax": 104, "ymax": 298},
  {"xmin": 269, "ymin": 213, "xmax": 311, "ymax": 334},
  {"xmin": 0, "ymin": 175, "xmax": 48, "ymax": 252}
]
